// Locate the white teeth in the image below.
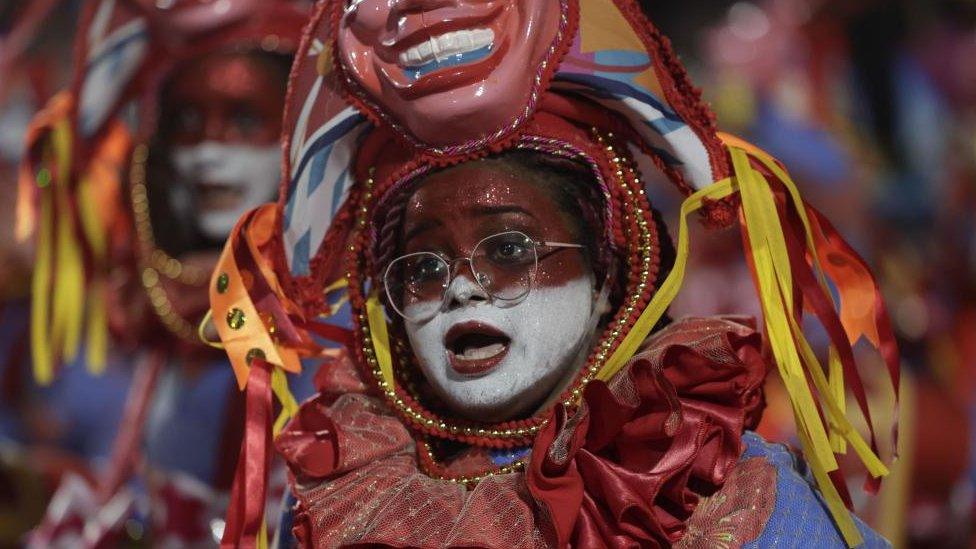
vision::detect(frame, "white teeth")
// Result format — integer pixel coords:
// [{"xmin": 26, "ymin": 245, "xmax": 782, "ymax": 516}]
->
[
  {"xmin": 457, "ymin": 342, "xmax": 506, "ymax": 361},
  {"xmin": 398, "ymin": 28, "xmax": 494, "ymax": 68}
]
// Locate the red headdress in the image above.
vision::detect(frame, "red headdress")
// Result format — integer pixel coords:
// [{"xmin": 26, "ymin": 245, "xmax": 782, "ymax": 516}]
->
[
  {"xmin": 210, "ymin": 1, "xmax": 900, "ymax": 545},
  {"xmin": 16, "ymin": 0, "xmax": 308, "ymax": 382}
]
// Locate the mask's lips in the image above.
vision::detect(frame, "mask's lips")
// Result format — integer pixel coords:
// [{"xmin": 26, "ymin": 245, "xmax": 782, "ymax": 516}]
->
[{"xmin": 444, "ymin": 321, "xmax": 511, "ymax": 377}]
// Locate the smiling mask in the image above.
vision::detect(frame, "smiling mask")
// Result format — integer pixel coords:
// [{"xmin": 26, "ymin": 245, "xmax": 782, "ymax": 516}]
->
[{"xmin": 338, "ymin": 0, "xmax": 562, "ymax": 147}]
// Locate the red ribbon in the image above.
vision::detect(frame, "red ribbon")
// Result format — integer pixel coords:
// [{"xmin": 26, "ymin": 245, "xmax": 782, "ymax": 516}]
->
[
  {"xmin": 96, "ymin": 350, "xmax": 165, "ymax": 504},
  {"xmin": 805, "ymin": 205, "xmax": 900, "ymax": 459},
  {"xmin": 222, "ymin": 359, "xmax": 273, "ymax": 547}
]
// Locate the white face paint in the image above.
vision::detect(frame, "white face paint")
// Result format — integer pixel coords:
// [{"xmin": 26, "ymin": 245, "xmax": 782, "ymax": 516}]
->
[
  {"xmin": 404, "ymin": 272, "xmax": 599, "ymax": 422},
  {"xmin": 171, "ymin": 141, "xmax": 280, "ymax": 240}
]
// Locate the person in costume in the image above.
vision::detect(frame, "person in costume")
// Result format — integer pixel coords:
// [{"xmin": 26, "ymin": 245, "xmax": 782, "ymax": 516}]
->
[
  {"xmin": 15, "ymin": 0, "xmax": 309, "ymax": 544},
  {"xmin": 208, "ymin": 1, "xmax": 901, "ymax": 547}
]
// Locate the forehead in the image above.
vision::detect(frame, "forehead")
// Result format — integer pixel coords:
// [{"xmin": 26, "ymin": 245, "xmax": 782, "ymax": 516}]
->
[
  {"xmin": 405, "ymin": 161, "xmax": 559, "ymax": 219},
  {"xmin": 167, "ymin": 53, "xmax": 282, "ymax": 104}
]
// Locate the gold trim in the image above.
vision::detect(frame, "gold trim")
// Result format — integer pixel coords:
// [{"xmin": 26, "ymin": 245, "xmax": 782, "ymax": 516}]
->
[
  {"xmin": 129, "ymin": 144, "xmax": 209, "ymax": 285},
  {"xmin": 130, "ymin": 143, "xmax": 207, "ymax": 343}
]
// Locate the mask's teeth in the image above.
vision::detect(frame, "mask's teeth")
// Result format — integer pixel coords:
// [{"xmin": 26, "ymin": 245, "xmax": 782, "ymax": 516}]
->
[{"xmin": 398, "ymin": 28, "xmax": 495, "ymax": 68}]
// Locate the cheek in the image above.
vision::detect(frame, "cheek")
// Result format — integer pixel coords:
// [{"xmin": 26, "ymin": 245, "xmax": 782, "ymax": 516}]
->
[
  {"xmin": 339, "ymin": 33, "xmax": 380, "ymax": 91},
  {"xmin": 246, "ymin": 117, "xmax": 283, "ymax": 145},
  {"xmin": 339, "ymin": 8, "xmax": 388, "ymax": 83},
  {"xmin": 534, "ymin": 255, "xmax": 590, "ymax": 288}
]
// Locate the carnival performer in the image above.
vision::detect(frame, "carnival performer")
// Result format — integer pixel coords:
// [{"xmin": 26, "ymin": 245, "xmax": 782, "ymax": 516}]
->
[
  {"xmin": 209, "ymin": 1, "xmax": 901, "ymax": 547},
  {"xmin": 16, "ymin": 0, "xmax": 309, "ymax": 545}
]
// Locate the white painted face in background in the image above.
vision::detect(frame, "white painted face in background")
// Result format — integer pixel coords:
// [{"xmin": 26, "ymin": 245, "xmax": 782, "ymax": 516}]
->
[
  {"xmin": 395, "ymin": 158, "xmax": 606, "ymax": 422},
  {"xmin": 171, "ymin": 142, "xmax": 280, "ymax": 240},
  {"xmin": 163, "ymin": 52, "xmax": 287, "ymax": 242}
]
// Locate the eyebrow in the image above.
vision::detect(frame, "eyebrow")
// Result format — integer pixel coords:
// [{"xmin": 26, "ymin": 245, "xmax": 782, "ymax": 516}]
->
[
  {"xmin": 402, "ymin": 204, "xmax": 537, "ymax": 245},
  {"xmin": 403, "ymin": 219, "xmax": 442, "ymax": 245},
  {"xmin": 469, "ymin": 204, "xmax": 539, "ymax": 219}
]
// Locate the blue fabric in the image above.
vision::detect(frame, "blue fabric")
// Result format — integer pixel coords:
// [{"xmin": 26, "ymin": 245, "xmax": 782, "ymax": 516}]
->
[
  {"xmin": 274, "ymin": 491, "xmax": 299, "ymax": 549},
  {"xmin": 45, "ymin": 351, "xmax": 132, "ymax": 461},
  {"xmin": 741, "ymin": 431, "xmax": 890, "ymax": 548},
  {"xmin": 143, "ymin": 355, "xmax": 320, "ymax": 485},
  {"xmin": 144, "ymin": 361, "xmax": 235, "ymax": 484}
]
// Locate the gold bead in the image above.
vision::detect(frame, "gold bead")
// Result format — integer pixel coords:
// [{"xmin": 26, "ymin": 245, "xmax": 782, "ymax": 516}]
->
[
  {"xmin": 246, "ymin": 348, "xmax": 266, "ymax": 365},
  {"xmin": 216, "ymin": 273, "xmax": 230, "ymax": 294},
  {"xmin": 226, "ymin": 308, "xmax": 246, "ymax": 330},
  {"xmin": 141, "ymin": 267, "xmax": 159, "ymax": 288}
]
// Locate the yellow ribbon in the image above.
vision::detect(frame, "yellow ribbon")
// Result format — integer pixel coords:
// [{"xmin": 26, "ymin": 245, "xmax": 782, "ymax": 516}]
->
[
  {"xmin": 271, "ymin": 366, "xmax": 299, "ymax": 437},
  {"xmin": 366, "ymin": 290, "xmax": 395, "ymax": 390},
  {"xmin": 30, "ymin": 167, "xmax": 54, "ymax": 385},
  {"xmin": 31, "ymin": 120, "xmax": 76, "ymax": 385},
  {"xmin": 598, "ymin": 178, "xmax": 737, "ymax": 381},
  {"xmin": 593, "ymin": 138, "xmax": 890, "ymax": 547}
]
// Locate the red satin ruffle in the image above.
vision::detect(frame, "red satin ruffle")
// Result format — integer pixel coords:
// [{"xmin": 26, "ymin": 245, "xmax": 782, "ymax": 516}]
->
[{"xmin": 277, "ymin": 317, "xmax": 768, "ymax": 548}]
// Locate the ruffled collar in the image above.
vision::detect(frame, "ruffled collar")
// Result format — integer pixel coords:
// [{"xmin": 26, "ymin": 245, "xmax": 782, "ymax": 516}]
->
[{"xmin": 277, "ymin": 317, "xmax": 767, "ymax": 547}]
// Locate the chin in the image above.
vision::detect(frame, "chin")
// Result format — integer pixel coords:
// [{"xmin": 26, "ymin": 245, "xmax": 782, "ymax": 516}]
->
[
  {"xmin": 427, "ymin": 356, "xmax": 552, "ymax": 423},
  {"xmin": 401, "ymin": 88, "xmax": 518, "ymax": 145},
  {"xmin": 443, "ymin": 392, "xmax": 536, "ymax": 424}
]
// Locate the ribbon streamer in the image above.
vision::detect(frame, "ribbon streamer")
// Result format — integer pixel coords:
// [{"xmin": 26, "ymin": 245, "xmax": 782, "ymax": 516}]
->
[{"xmin": 594, "ymin": 137, "xmax": 898, "ymax": 548}]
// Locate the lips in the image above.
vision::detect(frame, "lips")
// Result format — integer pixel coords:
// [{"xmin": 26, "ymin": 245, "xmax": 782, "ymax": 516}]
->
[
  {"xmin": 380, "ymin": 6, "xmax": 509, "ymax": 93},
  {"xmin": 444, "ymin": 321, "xmax": 511, "ymax": 377},
  {"xmin": 195, "ymin": 181, "xmax": 243, "ymax": 211}
]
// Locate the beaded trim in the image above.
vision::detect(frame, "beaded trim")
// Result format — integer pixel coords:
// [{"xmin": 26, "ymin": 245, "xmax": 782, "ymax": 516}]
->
[
  {"xmin": 416, "ymin": 440, "xmax": 526, "ymax": 487},
  {"xmin": 344, "ymin": 133, "xmax": 659, "ymax": 452},
  {"xmin": 129, "ymin": 143, "xmax": 208, "ymax": 343}
]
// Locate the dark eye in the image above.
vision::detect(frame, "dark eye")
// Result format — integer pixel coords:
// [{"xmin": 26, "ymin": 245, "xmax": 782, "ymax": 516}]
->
[
  {"xmin": 231, "ymin": 107, "xmax": 263, "ymax": 135},
  {"xmin": 175, "ymin": 108, "xmax": 202, "ymax": 134},
  {"xmin": 485, "ymin": 235, "xmax": 533, "ymax": 266},
  {"xmin": 407, "ymin": 256, "xmax": 447, "ymax": 285}
]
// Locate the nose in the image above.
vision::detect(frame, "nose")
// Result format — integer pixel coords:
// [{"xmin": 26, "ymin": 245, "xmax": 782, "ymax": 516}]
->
[
  {"xmin": 444, "ymin": 263, "xmax": 488, "ymax": 309},
  {"xmin": 202, "ymin": 110, "xmax": 230, "ymax": 142}
]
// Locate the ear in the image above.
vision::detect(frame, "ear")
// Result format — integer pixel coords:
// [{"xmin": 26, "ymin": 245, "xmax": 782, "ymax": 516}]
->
[{"xmin": 592, "ymin": 278, "xmax": 612, "ymax": 317}]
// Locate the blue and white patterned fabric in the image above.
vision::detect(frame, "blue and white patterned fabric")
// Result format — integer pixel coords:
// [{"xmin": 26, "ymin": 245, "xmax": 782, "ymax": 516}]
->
[
  {"xmin": 77, "ymin": 0, "xmax": 149, "ymax": 137},
  {"xmin": 740, "ymin": 431, "xmax": 890, "ymax": 549}
]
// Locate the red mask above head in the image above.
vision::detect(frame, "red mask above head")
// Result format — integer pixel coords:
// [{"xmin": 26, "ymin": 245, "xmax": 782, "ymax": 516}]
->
[{"xmin": 338, "ymin": 0, "xmax": 564, "ymax": 148}]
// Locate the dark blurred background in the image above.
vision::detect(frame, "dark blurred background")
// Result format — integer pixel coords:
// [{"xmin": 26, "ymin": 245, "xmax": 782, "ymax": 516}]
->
[{"xmin": 1, "ymin": 1, "xmax": 974, "ymax": 547}]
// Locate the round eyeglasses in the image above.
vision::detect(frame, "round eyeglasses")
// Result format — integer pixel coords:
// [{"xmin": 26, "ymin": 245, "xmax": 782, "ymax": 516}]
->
[{"xmin": 383, "ymin": 230, "xmax": 584, "ymax": 322}]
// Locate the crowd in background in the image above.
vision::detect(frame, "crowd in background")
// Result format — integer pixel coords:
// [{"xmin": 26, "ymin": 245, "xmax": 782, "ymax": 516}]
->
[{"xmin": 0, "ymin": 0, "xmax": 973, "ymax": 546}]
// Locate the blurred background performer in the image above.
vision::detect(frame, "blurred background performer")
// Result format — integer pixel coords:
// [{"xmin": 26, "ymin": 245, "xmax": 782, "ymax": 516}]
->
[{"xmin": 14, "ymin": 0, "xmax": 309, "ymax": 545}]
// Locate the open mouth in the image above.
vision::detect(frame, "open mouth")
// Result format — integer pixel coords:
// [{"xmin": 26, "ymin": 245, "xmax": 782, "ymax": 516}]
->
[
  {"xmin": 444, "ymin": 321, "xmax": 511, "ymax": 376},
  {"xmin": 195, "ymin": 182, "xmax": 243, "ymax": 211}
]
